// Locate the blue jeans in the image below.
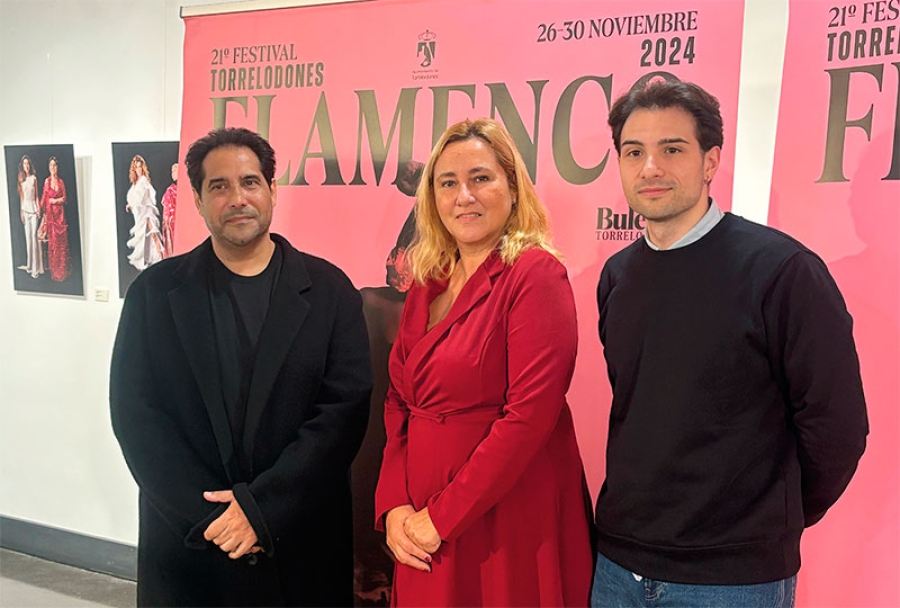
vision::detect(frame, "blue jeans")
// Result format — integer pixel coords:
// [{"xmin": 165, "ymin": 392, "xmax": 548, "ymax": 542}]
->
[{"xmin": 591, "ymin": 553, "xmax": 796, "ymax": 608}]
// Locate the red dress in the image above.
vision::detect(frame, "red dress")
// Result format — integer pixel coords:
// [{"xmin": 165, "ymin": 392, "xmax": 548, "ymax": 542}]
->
[
  {"xmin": 41, "ymin": 177, "xmax": 71, "ymax": 282},
  {"xmin": 161, "ymin": 182, "xmax": 177, "ymax": 258},
  {"xmin": 375, "ymin": 248, "xmax": 593, "ymax": 607}
]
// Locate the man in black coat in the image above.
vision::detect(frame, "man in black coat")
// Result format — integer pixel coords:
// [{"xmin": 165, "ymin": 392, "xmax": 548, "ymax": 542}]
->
[{"xmin": 110, "ymin": 127, "xmax": 372, "ymax": 606}]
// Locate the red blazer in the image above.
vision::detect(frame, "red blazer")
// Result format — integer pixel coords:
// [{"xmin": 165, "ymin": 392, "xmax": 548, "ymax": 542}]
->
[{"xmin": 375, "ymin": 247, "xmax": 592, "ymax": 607}]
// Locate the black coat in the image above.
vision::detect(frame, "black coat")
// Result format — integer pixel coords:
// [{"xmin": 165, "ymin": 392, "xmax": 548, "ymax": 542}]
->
[{"xmin": 110, "ymin": 235, "xmax": 372, "ymax": 607}]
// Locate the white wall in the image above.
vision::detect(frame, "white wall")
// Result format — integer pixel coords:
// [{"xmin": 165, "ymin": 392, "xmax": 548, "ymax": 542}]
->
[{"xmin": 0, "ymin": 0, "xmax": 789, "ymax": 546}]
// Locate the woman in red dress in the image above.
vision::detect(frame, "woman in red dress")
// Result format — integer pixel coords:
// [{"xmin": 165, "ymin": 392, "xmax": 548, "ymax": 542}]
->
[
  {"xmin": 40, "ymin": 156, "xmax": 71, "ymax": 282},
  {"xmin": 160, "ymin": 162, "xmax": 178, "ymax": 258},
  {"xmin": 375, "ymin": 118, "xmax": 592, "ymax": 607}
]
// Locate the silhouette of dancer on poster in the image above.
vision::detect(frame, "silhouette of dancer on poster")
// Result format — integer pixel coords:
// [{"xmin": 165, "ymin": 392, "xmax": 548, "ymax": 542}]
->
[{"xmin": 353, "ymin": 160, "xmax": 423, "ymax": 607}]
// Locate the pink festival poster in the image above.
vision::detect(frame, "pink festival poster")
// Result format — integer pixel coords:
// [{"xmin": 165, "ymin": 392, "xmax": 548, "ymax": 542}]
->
[
  {"xmin": 179, "ymin": 0, "xmax": 744, "ymax": 603},
  {"xmin": 770, "ymin": 0, "xmax": 900, "ymax": 606}
]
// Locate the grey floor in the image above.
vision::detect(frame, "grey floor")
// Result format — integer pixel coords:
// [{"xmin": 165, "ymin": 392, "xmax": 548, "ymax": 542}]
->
[{"xmin": 0, "ymin": 549, "xmax": 135, "ymax": 607}]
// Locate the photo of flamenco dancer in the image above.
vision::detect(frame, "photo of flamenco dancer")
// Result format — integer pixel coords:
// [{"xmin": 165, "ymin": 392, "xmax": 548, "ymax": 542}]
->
[
  {"xmin": 111, "ymin": 141, "xmax": 179, "ymax": 297},
  {"xmin": 352, "ymin": 159, "xmax": 423, "ymax": 607},
  {"xmin": 4, "ymin": 144, "xmax": 84, "ymax": 296}
]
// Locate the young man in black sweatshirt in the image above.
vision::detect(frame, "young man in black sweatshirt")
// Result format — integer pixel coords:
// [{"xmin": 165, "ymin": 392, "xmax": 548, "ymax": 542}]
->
[{"xmin": 592, "ymin": 80, "xmax": 868, "ymax": 607}]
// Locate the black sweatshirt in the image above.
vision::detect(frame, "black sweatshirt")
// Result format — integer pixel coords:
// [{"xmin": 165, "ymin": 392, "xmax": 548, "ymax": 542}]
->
[{"xmin": 595, "ymin": 213, "xmax": 868, "ymax": 585}]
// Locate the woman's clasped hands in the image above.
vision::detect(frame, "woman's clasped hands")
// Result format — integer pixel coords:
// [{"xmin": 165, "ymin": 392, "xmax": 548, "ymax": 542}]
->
[{"xmin": 385, "ymin": 505, "xmax": 442, "ymax": 572}]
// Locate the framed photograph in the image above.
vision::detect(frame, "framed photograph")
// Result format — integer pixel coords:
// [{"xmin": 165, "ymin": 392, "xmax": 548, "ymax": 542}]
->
[
  {"xmin": 4, "ymin": 144, "xmax": 84, "ymax": 296},
  {"xmin": 112, "ymin": 142, "xmax": 180, "ymax": 297}
]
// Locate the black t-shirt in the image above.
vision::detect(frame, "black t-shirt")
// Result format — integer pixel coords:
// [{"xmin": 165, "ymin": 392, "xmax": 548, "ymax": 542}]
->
[{"xmin": 209, "ymin": 243, "xmax": 283, "ymax": 463}]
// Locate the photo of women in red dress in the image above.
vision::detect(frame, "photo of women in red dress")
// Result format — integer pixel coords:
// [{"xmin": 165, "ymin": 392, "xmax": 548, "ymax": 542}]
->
[
  {"xmin": 160, "ymin": 162, "xmax": 178, "ymax": 258},
  {"xmin": 4, "ymin": 143, "xmax": 84, "ymax": 296},
  {"xmin": 40, "ymin": 156, "xmax": 72, "ymax": 282},
  {"xmin": 16, "ymin": 154, "xmax": 44, "ymax": 279}
]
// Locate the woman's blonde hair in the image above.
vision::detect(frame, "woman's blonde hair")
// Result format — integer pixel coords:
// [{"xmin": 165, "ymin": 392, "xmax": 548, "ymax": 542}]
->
[
  {"xmin": 408, "ymin": 117, "xmax": 560, "ymax": 283},
  {"xmin": 129, "ymin": 154, "xmax": 151, "ymax": 184}
]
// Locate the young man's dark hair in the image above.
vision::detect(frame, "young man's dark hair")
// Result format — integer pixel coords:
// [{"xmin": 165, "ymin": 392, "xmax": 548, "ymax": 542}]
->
[
  {"xmin": 185, "ymin": 127, "xmax": 276, "ymax": 192},
  {"xmin": 607, "ymin": 80, "xmax": 724, "ymax": 153}
]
